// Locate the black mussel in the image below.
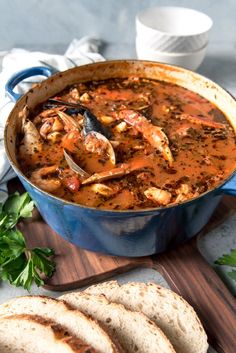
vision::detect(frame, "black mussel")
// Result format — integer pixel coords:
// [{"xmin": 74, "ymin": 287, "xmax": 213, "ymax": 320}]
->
[
  {"xmin": 83, "ymin": 110, "xmax": 111, "ymax": 139},
  {"xmin": 48, "ymin": 98, "xmax": 88, "ymax": 112},
  {"xmin": 48, "ymin": 99, "xmax": 111, "ymax": 138},
  {"xmin": 49, "ymin": 98, "xmax": 115, "ymax": 164},
  {"xmin": 83, "ymin": 110, "xmax": 115, "ymax": 165},
  {"xmin": 65, "ymin": 107, "xmax": 86, "ymax": 116},
  {"xmin": 42, "ymin": 102, "xmax": 85, "ymax": 115},
  {"xmin": 42, "ymin": 102, "xmax": 58, "ymax": 110}
]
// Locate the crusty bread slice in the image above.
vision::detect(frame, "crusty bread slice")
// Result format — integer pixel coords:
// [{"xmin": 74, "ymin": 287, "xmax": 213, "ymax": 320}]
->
[
  {"xmin": 0, "ymin": 295, "xmax": 121, "ymax": 353},
  {"xmin": 60, "ymin": 292, "xmax": 176, "ymax": 353},
  {"xmin": 85, "ymin": 281, "xmax": 208, "ymax": 353},
  {"xmin": 0, "ymin": 314, "xmax": 96, "ymax": 353}
]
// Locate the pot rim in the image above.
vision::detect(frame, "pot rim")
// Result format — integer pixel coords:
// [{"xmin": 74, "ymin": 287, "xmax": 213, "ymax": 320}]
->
[{"xmin": 4, "ymin": 59, "xmax": 236, "ymax": 215}]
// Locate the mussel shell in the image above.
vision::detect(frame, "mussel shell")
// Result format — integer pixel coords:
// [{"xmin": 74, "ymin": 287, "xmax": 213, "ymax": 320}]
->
[
  {"xmin": 65, "ymin": 107, "xmax": 85, "ymax": 116},
  {"xmin": 48, "ymin": 99, "xmax": 87, "ymax": 113},
  {"xmin": 63, "ymin": 149, "xmax": 90, "ymax": 179},
  {"xmin": 85, "ymin": 131, "xmax": 116, "ymax": 165},
  {"xmin": 48, "ymin": 98, "xmax": 111, "ymax": 138},
  {"xmin": 42, "ymin": 104, "xmax": 85, "ymax": 116},
  {"xmin": 42, "ymin": 102, "xmax": 58, "ymax": 110},
  {"xmin": 83, "ymin": 110, "xmax": 111, "ymax": 139}
]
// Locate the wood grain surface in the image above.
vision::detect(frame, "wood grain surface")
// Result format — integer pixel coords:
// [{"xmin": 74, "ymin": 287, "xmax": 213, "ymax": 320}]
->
[
  {"xmin": 155, "ymin": 238, "xmax": 236, "ymax": 353},
  {"xmin": 8, "ymin": 179, "xmax": 236, "ymax": 353},
  {"xmin": 15, "ymin": 193, "xmax": 235, "ymax": 292}
]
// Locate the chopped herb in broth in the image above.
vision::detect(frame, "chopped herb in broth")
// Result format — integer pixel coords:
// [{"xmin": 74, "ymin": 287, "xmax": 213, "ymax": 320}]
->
[{"xmin": 17, "ymin": 77, "xmax": 236, "ymax": 210}]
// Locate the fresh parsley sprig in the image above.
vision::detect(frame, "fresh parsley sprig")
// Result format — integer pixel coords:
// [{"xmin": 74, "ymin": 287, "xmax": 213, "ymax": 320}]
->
[
  {"xmin": 215, "ymin": 249, "xmax": 236, "ymax": 281},
  {"xmin": 0, "ymin": 192, "xmax": 55, "ymax": 290}
]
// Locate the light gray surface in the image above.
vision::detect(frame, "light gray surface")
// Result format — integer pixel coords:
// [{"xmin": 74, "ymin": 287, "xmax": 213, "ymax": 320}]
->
[
  {"xmin": 0, "ymin": 0, "xmax": 235, "ymax": 52},
  {"xmin": 0, "ymin": 2, "xmax": 235, "ymax": 352}
]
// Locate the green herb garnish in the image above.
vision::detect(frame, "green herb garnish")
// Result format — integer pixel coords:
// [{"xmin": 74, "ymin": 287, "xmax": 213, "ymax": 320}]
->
[
  {"xmin": 0, "ymin": 192, "xmax": 55, "ymax": 290},
  {"xmin": 215, "ymin": 249, "xmax": 236, "ymax": 281}
]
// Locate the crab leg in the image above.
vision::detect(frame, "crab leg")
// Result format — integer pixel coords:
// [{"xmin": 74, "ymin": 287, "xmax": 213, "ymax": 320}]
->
[
  {"xmin": 179, "ymin": 113, "xmax": 226, "ymax": 129},
  {"xmin": 82, "ymin": 157, "xmax": 150, "ymax": 185},
  {"xmin": 118, "ymin": 110, "xmax": 174, "ymax": 167}
]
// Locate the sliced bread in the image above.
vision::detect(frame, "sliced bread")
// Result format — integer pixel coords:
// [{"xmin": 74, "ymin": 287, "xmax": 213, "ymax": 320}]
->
[
  {"xmin": 0, "ymin": 295, "xmax": 121, "ymax": 353},
  {"xmin": 60, "ymin": 291, "xmax": 176, "ymax": 353},
  {"xmin": 85, "ymin": 281, "xmax": 208, "ymax": 353},
  {"xmin": 0, "ymin": 314, "xmax": 96, "ymax": 353}
]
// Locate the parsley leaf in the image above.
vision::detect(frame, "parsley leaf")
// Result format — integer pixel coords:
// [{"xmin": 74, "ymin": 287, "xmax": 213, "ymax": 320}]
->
[
  {"xmin": 215, "ymin": 249, "xmax": 236, "ymax": 282},
  {"xmin": 2, "ymin": 192, "xmax": 34, "ymax": 230},
  {"xmin": 31, "ymin": 248, "xmax": 55, "ymax": 277},
  {"xmin": 0, "ymin": 229, "xmax": 25, "ymax": 260},
  {"xmin": 0, "ymin": 192, "xmax": 55, "ymax": 290},
  {"xmin": 215, "ymin": 249, "xmax": 236, "ymax": 267},
  {"xmin": 0, "ymin": 254, "xmax": 26, "ymax": 283}
]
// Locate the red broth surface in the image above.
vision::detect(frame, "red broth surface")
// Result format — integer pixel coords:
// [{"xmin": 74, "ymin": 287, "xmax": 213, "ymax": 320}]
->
[{"xmin": 17, "ymin": 77, "xmax": 236, "ymax": 210}]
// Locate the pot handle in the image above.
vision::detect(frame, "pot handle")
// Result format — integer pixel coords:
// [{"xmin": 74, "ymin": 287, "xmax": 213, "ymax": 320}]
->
[
  {"xmin": 5, "ymin": 66, "xmax": 54, "ymax": 102},
  {"xmin": 219, "ymin": 174, "xmax": 236, "ymax": 197}
]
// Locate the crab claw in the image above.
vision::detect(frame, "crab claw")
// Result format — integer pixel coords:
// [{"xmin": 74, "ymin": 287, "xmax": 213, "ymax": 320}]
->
[{"xmin": 119, "ymin": 110, "xmax": 174, "ymax": 167}]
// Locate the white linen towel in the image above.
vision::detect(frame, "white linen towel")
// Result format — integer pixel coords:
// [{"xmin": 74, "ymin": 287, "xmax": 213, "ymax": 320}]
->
[{"xmin": 0, "ymin": 37, "xmax": 104, "ymax": 202}]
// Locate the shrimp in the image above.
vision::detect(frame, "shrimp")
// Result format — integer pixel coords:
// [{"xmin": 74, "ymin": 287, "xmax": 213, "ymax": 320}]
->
[
  {"xmin": 30, "ymin": 165, "xmax": 61, "ymax": 192},
  {"xmin": 40, "ymin": 117, "xmax": 64, "ymax": 139},
  {"xmin": 39, "ymin": 117, "xmax": 54, "ymax": 139},
  {"xmin": 119, "ymin": 110, "xmax": 174, "ymax": 166},
  {"xmin": 62, "ymin": 130, "xmax": 82, "ymax": 153},
  {"xmin": 58, "ymin": 111, "xmax": 83, "ymax": 153}
]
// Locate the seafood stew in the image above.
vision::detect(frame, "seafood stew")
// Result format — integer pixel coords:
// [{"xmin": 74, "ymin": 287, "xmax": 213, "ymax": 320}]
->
[{"xmin": 17, "ymin": 77, "xmax": 236, "ymax": 210}]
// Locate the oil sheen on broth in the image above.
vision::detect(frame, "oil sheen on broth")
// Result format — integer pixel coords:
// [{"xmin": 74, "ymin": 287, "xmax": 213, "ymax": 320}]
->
[{"xmin": 17, "ymin": 77, "xmax": 236, "ymax": 210}]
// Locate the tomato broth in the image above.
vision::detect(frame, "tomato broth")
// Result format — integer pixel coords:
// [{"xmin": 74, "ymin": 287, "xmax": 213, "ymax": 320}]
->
[{"xmin": 17, "ymin": 77, "xmax": 236, "ymax": 210}]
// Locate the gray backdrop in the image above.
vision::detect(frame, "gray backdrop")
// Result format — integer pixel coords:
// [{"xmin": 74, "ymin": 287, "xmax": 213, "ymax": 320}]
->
[{"xmin": 0, "ymin": 0, "xmax": 235, "ymax": 54}]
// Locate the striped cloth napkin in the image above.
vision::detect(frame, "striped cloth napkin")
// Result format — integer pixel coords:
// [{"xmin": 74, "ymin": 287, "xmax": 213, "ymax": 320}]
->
[{"xmin": 0, "ymin": 37, "xmax": 104, "ymax": 202}]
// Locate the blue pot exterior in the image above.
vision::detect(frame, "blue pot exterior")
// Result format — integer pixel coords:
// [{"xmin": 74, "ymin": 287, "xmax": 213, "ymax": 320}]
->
[
  {"xmin": 5, "ymin": 62, "xmax": 236, "ymax": 257},
  {"xmin": 18, "ymin": 172, "xmax": 230, "ymax": 257}
]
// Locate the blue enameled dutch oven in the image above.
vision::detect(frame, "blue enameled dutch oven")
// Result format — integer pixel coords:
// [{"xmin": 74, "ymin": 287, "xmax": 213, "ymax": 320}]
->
[{"xmin": 4, "ymin": 61, "xmax": 236, "ymax": 257}]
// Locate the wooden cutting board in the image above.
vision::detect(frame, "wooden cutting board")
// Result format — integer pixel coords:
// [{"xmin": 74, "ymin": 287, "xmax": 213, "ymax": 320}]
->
[{"xmin": 8, "ymin": 178, "xmax": 236, "ymax": 353}]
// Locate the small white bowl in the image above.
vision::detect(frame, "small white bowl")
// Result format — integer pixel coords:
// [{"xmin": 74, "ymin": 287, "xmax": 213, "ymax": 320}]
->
[
  {"xmin": 136, "ymin": 39, "xmax": 207, "ymax": 71},
  {"xmin": 136, "ymin": 7, "xmax": 212, "ymax": 53}
]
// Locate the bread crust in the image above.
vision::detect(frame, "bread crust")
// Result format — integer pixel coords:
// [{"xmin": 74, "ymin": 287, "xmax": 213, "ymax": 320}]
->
[
  {"xmin": 0, "ymin": 295, "xmax": 123, "ymax": 353},
  {"xmin": 0, "ymin": 314, "xmax": 96, "ymax": 353},
  {"xmin": 85, "ymin": 281, "xmax": 208, "ymax": 353},
  {"xmin": 60, "ymin": 291, "xmax": 176, "ymax": 353}
]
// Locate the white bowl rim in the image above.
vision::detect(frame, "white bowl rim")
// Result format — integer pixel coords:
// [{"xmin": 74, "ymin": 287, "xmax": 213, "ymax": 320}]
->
[{"xmin": 136, "ymin": 6, "xmax": 213, "ymax": 37}]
